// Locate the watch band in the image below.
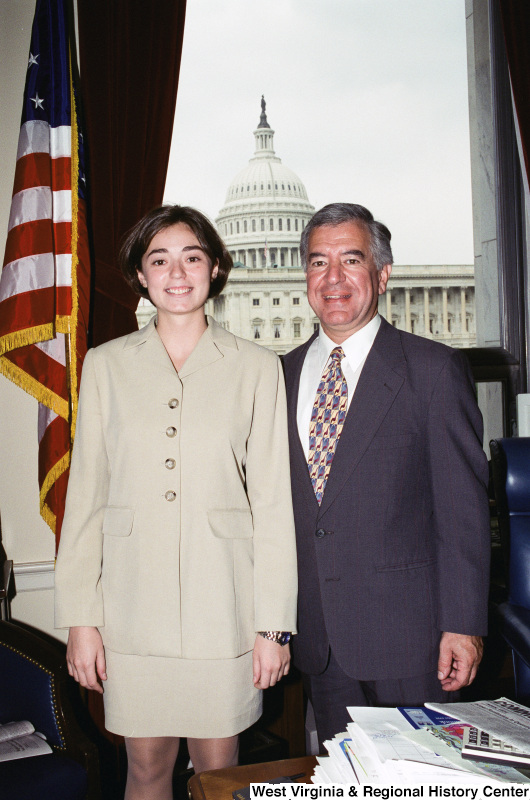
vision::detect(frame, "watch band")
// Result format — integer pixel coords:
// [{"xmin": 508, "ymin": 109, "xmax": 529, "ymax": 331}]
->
[{"xmin": 258, "ymin": 631, "xmax": 291, "ymax": 646}]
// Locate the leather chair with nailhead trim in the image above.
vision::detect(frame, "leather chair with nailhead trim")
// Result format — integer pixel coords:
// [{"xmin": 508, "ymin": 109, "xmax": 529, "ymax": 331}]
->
[{"xmin": 0, "ymin": 620, "xmax": 100, "ymax": 800}]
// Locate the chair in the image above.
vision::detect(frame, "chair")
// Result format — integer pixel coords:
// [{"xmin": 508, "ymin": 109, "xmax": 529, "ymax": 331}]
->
[
  {"xmin": 0, "ymin": 620, "xmax": 100, "ymax": 800},
  {"xmin": 490, "ymin": 437, "xmax": 530, "ymax": 703}
]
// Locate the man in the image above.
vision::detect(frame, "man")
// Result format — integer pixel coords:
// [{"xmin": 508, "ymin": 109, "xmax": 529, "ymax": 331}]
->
[{"xmin": 283, "ymin": 203, "xmax": 490, "ymax": 749}]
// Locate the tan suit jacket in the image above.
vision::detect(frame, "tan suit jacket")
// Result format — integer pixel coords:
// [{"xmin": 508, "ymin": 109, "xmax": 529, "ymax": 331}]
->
[{"xmin": 55, "ymin": 317, "xmax": 297, "ymax": 660}]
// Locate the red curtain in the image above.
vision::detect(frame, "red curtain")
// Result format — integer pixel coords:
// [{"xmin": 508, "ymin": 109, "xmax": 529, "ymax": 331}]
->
[
  {"xmin": 498, "ymin": 0, "xmax": 530, "ymax": 190},
  {"xmin": 77, "ymin": 0, "xmax": 187, "ymax": 345}
]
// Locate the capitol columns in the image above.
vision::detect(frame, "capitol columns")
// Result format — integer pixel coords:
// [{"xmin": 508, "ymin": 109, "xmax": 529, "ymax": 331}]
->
[
  {"xmin": 442, "ymin": 287, "xmax": 449, "ymax": 335},
  {"xmin": 423, "ymin": 287, "xmax": 430, "ymax": 336},
  {"xmin": 385, "ymin": 288, "xmax": 392, "ymax": 324}
]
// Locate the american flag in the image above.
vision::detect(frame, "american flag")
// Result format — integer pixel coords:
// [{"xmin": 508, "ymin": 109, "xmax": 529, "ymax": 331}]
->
[{"xmin": 0, "ymin": 0, "xmax": 91, "ymax": 547}]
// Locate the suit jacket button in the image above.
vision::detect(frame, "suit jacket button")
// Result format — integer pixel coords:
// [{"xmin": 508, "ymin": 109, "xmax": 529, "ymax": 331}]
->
[
  {"xmin": 168, "ymin": 398, "xmax": 179, "ymax": 408},
  {"xmin": 166, "ymin": 426, "xmax": 177, "ymax": 437},
  {"xmin": 315, "ymin": 528, "xmax": 326, "ymax": 538},
  {"xmin": 165, "ymin": 458, "xmax": 176, "ymax": 469},
  {"xmin": 165, "ymin": 490, "xmax": 176, "ymax": 501}
]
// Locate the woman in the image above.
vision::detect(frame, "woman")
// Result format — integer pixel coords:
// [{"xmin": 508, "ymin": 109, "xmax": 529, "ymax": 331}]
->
[{"xmin": 55, "ymin": 205, "xmax": 297, "ymax": 800}]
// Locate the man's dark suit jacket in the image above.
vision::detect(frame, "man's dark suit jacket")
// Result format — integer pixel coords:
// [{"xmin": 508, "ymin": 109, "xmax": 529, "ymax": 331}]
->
[{"xmin": 283, "ymin": 318, "xmax": 491, "ymax": 682}]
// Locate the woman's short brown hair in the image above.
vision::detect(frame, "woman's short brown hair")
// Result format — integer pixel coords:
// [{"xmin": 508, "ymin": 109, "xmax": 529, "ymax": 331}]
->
[{"xmin": 119, "ymin": 205, "xmax": 233, "ymax": 300}]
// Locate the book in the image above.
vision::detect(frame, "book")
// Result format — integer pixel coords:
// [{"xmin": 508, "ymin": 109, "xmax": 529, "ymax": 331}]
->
[
  {"xmin": 461, "ymin": 726, "xmax": 530, "ymax": 768},
  {"xmin": 0, "ymin": 720, "xmax": 52, "ymax": 762}
]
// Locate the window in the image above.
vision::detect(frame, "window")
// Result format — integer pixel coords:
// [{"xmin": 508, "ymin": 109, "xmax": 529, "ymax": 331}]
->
[
  {"xmin": 253, "ymin": 298, "xmax": 260, "ymax": 306},
  {"xmin": 274, "ymin": 325, "xmax": 281, "ymax": 339},
  {"xmin": 273, "ymin": 297, "xmax": 280, "ymax": 306},
  {"xmin": 252, "ymin": 219, "xmax": 256, "ymax": 232},
  {"xmin": 293, "ymin": 297, "xmax": 300, "ymax": 305},
  {"xmin": 260, "ymin": 218, "xmax": 265, "ymax": 231},
  {"xmin": 269, "ymin": 218, "xmax": 274, "ymax": 231},
  {"xmin": 313, "ymin": 322, "xmax": 319, "ymax": 333},
  {"xmin": 278, "ymin": 219, "xmax": 283, "ymax": 231},
  {"xmin": 294, "ymin": 322, "xmax": 301, "ymax": 338},
  {"xmin": 230, "ymin": 222, "xmax": 233, "ymax": 235},
  {"xmin": 287, "ymin": 219, "xmax": 291, "ymax": 231},
  {"xmin": 236, "ymin": 221, "xmax": 240, "ymax": 233},
  {"xmin": 244, "ymin": 220, "xmax": 247, "ymax": 233},
  {"xmin": 254, "ymin": 325, "xmax": 260, "ymax": 339},
  {"xmin": 295, "ymin": 219, "xmax": 299, "ymax": 232}
]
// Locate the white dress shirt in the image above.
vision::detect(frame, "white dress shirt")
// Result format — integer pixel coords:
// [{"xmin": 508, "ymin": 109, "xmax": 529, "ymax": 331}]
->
[{"xmin": 297, "ymin": 314, "xmax": 381, "ymax": 459}]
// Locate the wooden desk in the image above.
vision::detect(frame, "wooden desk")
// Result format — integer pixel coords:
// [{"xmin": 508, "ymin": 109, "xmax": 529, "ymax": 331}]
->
[{"xmin": 188, "ymin": 756, "xmax": 317, "ymax": 800}]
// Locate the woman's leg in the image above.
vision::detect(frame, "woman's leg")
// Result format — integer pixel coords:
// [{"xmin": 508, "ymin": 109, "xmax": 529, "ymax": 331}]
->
[
  {"xmin": 187, "ymin": 735, "xmax": 239, "ymax": 774},
  {"xmin": 124, "ymin": 736, "xmax": 180, "ymax": 800}
]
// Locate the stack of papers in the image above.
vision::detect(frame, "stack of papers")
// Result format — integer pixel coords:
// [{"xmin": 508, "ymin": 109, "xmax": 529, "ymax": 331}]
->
[{"xmin": 312, "ymin": 702, "xmax": 530, "ymax": 786}]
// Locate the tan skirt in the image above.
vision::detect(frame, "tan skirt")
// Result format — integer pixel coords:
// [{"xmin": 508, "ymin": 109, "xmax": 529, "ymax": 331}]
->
[{"xmin": 102, "ymin": 647, "xmax": 262, "ymax": 739}]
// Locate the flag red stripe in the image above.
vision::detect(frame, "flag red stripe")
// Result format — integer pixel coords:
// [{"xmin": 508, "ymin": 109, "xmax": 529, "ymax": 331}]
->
[
  {"xmin": 45, "ymin": 469, "xmax": 70, "ymax": 547},
  {"xmin": 13, "ymin": 153, "xmax": 71, "ymax": 194},
  {"xmin": 39, "ymin": 415, "xmax": 70, "ymax": 482},
  {"xmin": 5, "ymin": 345, "xmax": 68, "ymax": 398},
  {"xmin": 3, "ymin": 219, "xmax": 71, "ymax": 266},
  {"xmin": 0, "ymin": 287, "xmax": 72, "ymax": 337}
]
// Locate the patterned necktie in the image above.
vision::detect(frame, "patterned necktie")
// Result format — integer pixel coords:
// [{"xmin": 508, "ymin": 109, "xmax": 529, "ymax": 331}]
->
[{"xmin": 307, "ymin": 347, "xmax": 348, "ymax": 504}]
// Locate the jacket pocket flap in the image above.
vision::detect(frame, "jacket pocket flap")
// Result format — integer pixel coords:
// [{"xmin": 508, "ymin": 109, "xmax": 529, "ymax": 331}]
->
[
  {"xmin": 208, "ymin": 508, "xmax": 253, "ymax": 539},
  {"xmin": 102, "ymin": 506, "xmax": 134, "ymax": 537}
]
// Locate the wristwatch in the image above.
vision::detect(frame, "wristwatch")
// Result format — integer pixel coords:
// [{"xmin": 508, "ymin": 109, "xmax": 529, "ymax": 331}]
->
[{"xmin": 258, "ymin": 631, "xmax": 291, "ymax": 646}]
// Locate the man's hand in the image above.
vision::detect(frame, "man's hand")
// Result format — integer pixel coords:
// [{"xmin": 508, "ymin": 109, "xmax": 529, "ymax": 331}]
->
[
  {"xmin": 438, "ymin": 631, "xmax": 483, "ymax": 691},
  {"xmin": 66, "ymin": 626, "xmax": 107, "ymax": 694},
  {"xmin": 252, "ymin": 634, "xmax": 290, "ymax": 689}
]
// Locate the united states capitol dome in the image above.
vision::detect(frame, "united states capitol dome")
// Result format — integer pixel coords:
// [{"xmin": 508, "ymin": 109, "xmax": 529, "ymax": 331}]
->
[{"xmin": 216, "ymin": 98, "xmax": 314, "ymax": 269}]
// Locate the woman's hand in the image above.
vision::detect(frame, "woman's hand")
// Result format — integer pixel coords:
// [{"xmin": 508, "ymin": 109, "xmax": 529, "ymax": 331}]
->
[
  {"xmin": 66, "ymin": 626, "xmax": 107, "ymax": 694},
  {"xmin": 252, "ymin": 634, "xmax": 290, "ymax": 689}
]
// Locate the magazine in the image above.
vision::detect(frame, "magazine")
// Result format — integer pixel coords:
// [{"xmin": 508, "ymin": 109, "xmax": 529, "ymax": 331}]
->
[{"xmin": 0, "ymin": 720, "xmax": 52, "ymax": 762}]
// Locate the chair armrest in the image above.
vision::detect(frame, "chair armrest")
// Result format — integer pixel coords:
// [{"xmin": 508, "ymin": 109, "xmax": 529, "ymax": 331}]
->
[{"xmin": 497, "ymin": 601, "xmax": 530, "ymax": 668}]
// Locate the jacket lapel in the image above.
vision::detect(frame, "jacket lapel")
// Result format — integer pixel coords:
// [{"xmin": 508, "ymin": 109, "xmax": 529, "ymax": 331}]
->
[
  {"xmin": 284, "ymin": 334, "xmax": 321, "ymax": 513},
  {"xmin": 318, "ymin": 320, "xmax": 406, "ymax": 516},
  {"xmin": 124, "ymin": 316, "xmax": 234, "ymax": 382},
  {"xmin": 122, "ymin": 317, "xmax": 180, "ymax": 385}
]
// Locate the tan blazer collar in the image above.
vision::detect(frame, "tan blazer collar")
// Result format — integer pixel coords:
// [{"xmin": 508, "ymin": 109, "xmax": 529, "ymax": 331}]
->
[
  {"xmin": 121, "ymin": 314, "xmax": 238, "ymax": 377},
  {"xmin": 122, "ymin": 315, "xmax": 158, "ymax": 350},
  {"xmin": 179, "ymin": 316, "xmax": 238, "ymax": 378}
]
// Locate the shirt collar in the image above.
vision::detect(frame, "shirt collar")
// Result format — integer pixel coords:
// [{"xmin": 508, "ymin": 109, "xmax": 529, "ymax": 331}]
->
[{"xmin": 317, "ymin": 314, "xmax": 381, "ymax": 373}]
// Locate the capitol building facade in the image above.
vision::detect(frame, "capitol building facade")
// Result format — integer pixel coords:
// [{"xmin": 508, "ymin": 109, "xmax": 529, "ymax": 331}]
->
[{"xmin": 138, "ymin": 100, "xmax": 476, "ymax": 355}]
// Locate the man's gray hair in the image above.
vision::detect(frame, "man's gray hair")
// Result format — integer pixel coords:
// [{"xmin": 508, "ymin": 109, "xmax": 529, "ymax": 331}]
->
[{"xmin": 300, "ymin": 203, "xmax": 393, "ymax": 272}]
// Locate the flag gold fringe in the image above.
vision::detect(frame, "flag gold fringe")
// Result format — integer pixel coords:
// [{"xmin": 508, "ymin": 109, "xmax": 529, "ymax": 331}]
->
[
  {"xmin": 0, "ymin": 355, "xmax": 69, "ymax": 419},
  {"xmin": 40, "ymin": 450, "xmax": 70, "ymax": 509},
  {"xmin": 0, "ymin": 323, "xmax": 55, "ymax": 358},
  {"xmin": 41, "ymin": 502, "xmax": 56, "ymax": 534}
]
